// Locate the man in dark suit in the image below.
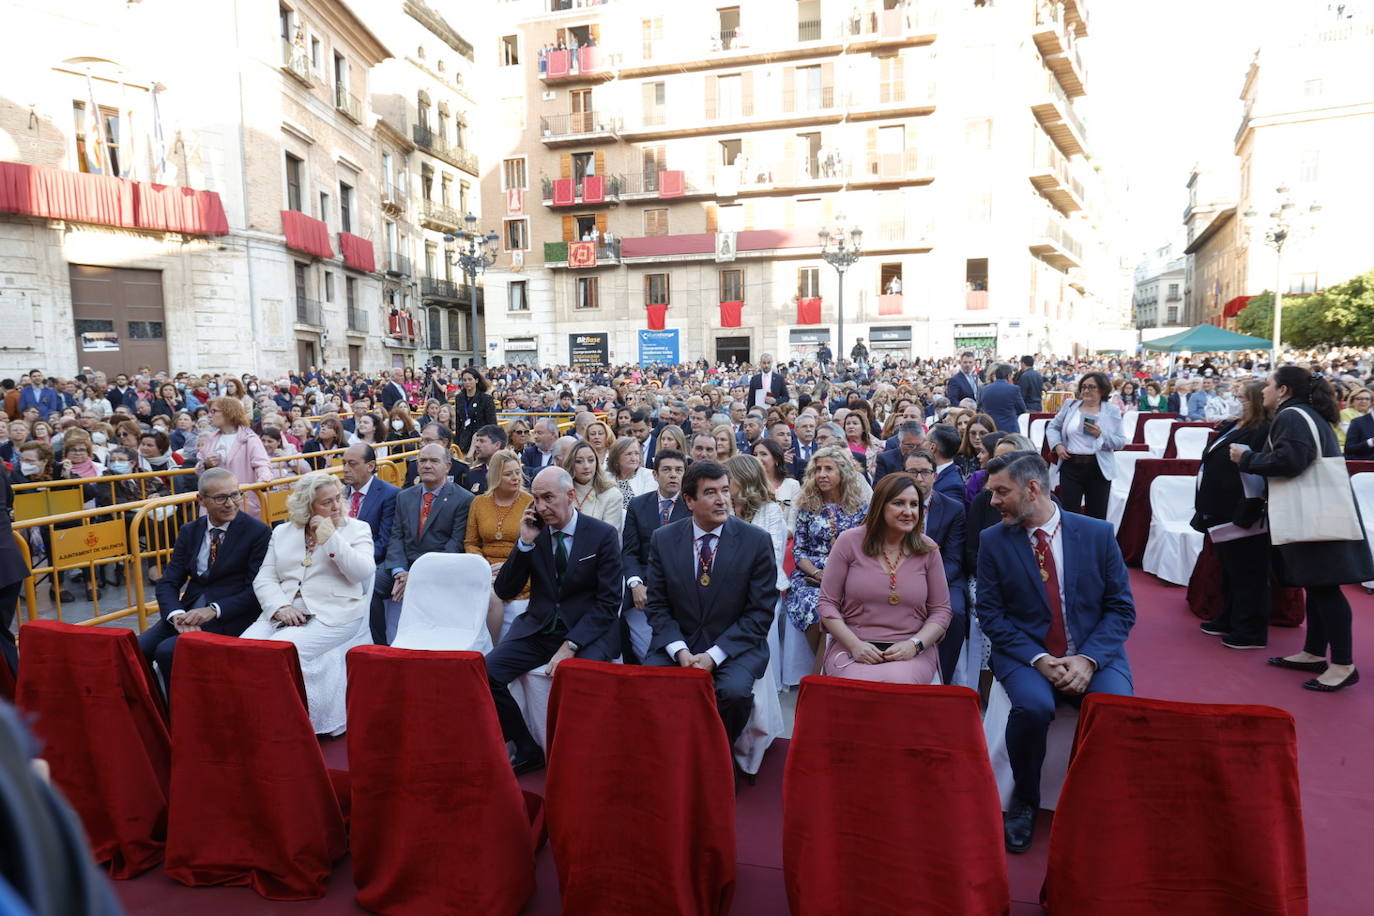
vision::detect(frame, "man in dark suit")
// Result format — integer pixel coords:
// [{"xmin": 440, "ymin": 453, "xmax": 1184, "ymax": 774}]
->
[
  {"xmin": 461, "ymin": 424, "xmax": 506, "ymax": 495},
  {"xmin": 341, "ymin": 443, "xmax": 399, "ymax": 563},
  {"xmin": 790, "ymin": 412, "xmax": 819, "ymax": 477},
  {"xmin": 746, "ymin": 353, "xmax": 790, "ymax": 408},
  {"xmin": 927, "ymin": 424, "xmax": 965, "ymax": 502},
  {"xmin": 643, "ymin": 461, "xmax": 779, "ymax": 745},
  {"xmin": 378, "ymin": 369, "xmax": 408, "ymax": 411},
  {"xmin": 620, "ymin": 450, "xmax": 690, "ymax": 663},
  {"xmin": 629, "ymin": 410, "xmax": 657, "ymax": 467},
  {"xmin": 946, "ymin": 351, "xmax": 981, "ymax": 404},
  {"xmin": 487, "ymin": 466, "xmax": 624, "ymax": 773},
  {"xmin": 139, "ymin": 469, "xmax": 271, "ymax": 685},
  {"xmin": 903, "ymin": 448, "xmax": 969, "ymax": 680},
  {"xmin": 977, "ymin": 453, "xmax": 1134, "ymax": 853},
  {"xmin": 374, "ymin": 443, "xmax": 474, "ymax": 644},
  {"xmin": 1016, "ymin": 355, "xmax": 1045, "ymax": 412},
  {"xmin": 874, "ymin": 421, "xmax": 925, "ymax": 484},
  {"xmin": 521, "ymin": 417, "xmax": 561, "ymax": 480},
  {"xmin": 978, "ymin": 363, "xmax": 1028, "ymax": 433}
]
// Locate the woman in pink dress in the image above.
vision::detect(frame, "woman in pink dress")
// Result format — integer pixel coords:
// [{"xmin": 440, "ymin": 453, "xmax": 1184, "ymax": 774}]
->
[{"xmin": 817, "ymin": 472, "xmax": 951, "ymax": 684}]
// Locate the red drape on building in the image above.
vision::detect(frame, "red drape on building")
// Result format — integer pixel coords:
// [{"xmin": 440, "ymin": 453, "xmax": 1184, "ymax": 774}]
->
[
  {"xmin": 281, "ymin": 210, "xmax": 334, "ymax": 258},
  {"xmin": 339, "ymin": 232, "xmax": 377, "ymax": 272},
  {"xmin": 546, "ymin": 49, "xmax": 571, "ymax": 79},
  {"xmin": 0, "ymin": 161, "xmax": 228, "ymax": 236},
  {"xmin": 796, "ymin": 297, "xmax": 822, "ymax": 325},
  {"xmin": 579, "ymin": 45, "xmax": 599, "ymax": 72},
  {"xmin": 646, "ymin": 304, "xmax": 668, "ymax": 330},
  {"xmin": 719, "ymin": 301, "xmax": 743, "ymax": 328},
  {"xmin": 405, "ymin": 313, "xmax": 417, "ymax": 339},
  {"xmin": 658, "ymin": 170, "xmax": 685, "ymax": 198},
  {"xmin": 568, "ymin": 241, "xmax": 597, "ymax": 268},
  {"xmin": 581, "ymin": 174, "xmax": 605, "ymax": 203},
  {"xmin": 878, "ymin": 294, "xmax": 904, "ymax": 316},
  {"xmin": 1222, "ymin": 295, "xmax": 1254, "ymax": 318},
  {"xmin": 388, "ymin": 309, "xmax": 402, "ymax": 336},
  {"xmin": 552, "ymin": 178, "xmax": 575, "ymax": 206}
]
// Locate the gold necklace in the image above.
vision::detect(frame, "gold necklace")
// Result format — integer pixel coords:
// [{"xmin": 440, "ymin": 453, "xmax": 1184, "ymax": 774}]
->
[
  {"xmin": 491, "ymin": 493, "xmax": 517, "ymax": 541},
  {"xmin": 881, "ymin": 544, "xmax": 905, "ymax": 604}
]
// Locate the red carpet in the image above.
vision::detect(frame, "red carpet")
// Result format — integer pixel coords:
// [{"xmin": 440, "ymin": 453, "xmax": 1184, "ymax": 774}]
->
[{"xmin": 113, "ymin": 571, "xmax": 1374, "ymax": 915}]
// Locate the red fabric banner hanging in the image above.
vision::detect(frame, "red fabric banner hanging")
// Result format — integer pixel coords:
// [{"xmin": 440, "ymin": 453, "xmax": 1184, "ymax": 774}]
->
[
  {"xmin": 658, "ymin": 170, "xmax": 685, "ymax": 198},
  {"xmin": 339, "ymin": 232, "xmax": 376, "ymax": 272},
  {"xmin": 646, "ymin": 304, "xmax": 668, "ymax": 330},
  {"xmin": 796, "ymin": 297, "xmax": 822, "ymax": 325},
  {"xmin": 719, "ymin": 300, "xmax": 743, "ymax": 328},
  {"xmin": 878, "ymin": 294, "xmax": 904, "ymax": 316},
  {"xmin": 546, "ymin": 49, "xmax": 571, "ymax": 79},
  {"xmin": 552, "ymin": 178, "xmax": 575, "ymax": 206},
  {"xmin": 281, "ymin": 210, "xmax": 334, "ymax": 258},
  {"xmin": 134, "ymin": 183, "xmax": 229, "ymax": 236},
  {"xmin": 581, "ymin": 174, "xmax": 605, "ymax": 203},
  {"xmin": 388, "ymin": 310, "xmax": 402, "ymax": 336},
  {"xmin": 0, "ymin": 161, "xmax": 228, "ymax": 236},
  {"xmin": 1222, "ymin": 295, "xmax": 1254, "ymax": 318},
  {"xmin": 405, "ymin": 313, "xmax": 417, "ymax": 339},
  {"xmin": 568, "ymin": 241, "xmax": 597, "ymax": 268},
  {"xmin": 579, "ymin": 45, "xmax": 599, "ymax": 73}
]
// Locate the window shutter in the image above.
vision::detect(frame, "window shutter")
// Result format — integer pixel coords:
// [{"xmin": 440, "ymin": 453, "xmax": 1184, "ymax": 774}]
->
[
  {"xmin": 642, "ymin": 82, "xmax": 655, "ymax": 121},
  {"xmin": 704, "ymin": 75, "xmax": 717, "ymax": 120},
  {"xmin": 741, "ymin": 71, "xmax": 754, "ymax": 117},
  {"xmin": 595, "ymin": 212, "xmax": 607, "ymax": 235},
  {"xmin": 743, "ymin": 201, "xmax": 756, "ymax": 230},
  {"xmin": 562, "ymin": 215, "xmax": 575, "ymax": 242},
  {"xmin": 590, "ymin": 23, "xmax": 600, "ymax": 43},
  {"xmin": 782, "ymin": 66, "xmax": 796, "ymax": 113},
  {"xmin": 892, "ymin": 55, "xmax": 905, "ymax": 103},
  {"xmin": 594, "ymin": 150, "xmax": 605, "ymax": 175},
  {"xmin": 906, "ymin": 122, "xmax": 920, "ymax": 173},
  {"xmin": 705, "ymin": 203, "xmax": 718, "ymax": 233},
  {"xmin": 560, "ymin": 154, "xmax": 572, "ymax": 180},
  {"xmin": 821, "ymin": 61, "xmax": 835, "ymax": 106},
  {"xmin": 866, "ymin": 127, "xmax": 878, "ymax": 175}
]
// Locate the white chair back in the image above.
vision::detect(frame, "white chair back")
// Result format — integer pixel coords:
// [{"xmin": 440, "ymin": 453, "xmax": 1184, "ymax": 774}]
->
[
  {"xmin": 1351, "ymin": 474, "xmax": 1374, "ymax": 588},
  {"xmin": 1174, "ymin": 426, "xmax": 1212, "ymax": 461},
  {"xmin": 1017, "ymin": 413, "xmax": 1030, "ymax": 436},
  {"xmin": 1106, "ymin": 450, "xmax": 1148, "ymax": 532},
  {"xmin": 1141, "ymin": 474, "xmax": 1204, "ymax": 586},
  {"xmin": 1148, "ymin": 474, "xmax": 1196, "ymax": 525},
  {"xmin": 1143, "ymin": 418, "xmax": 1175, "ymax": 456},
  {"xmin": 1121, "ymin": 410, "xmax": 1140, "ymax": 444},
  {"xmin": 1029, "ymin": 417, "xmax": 1050, "ymax": 451},
  {"xmin": 391, "ymin": 553, "xmax": 494, "ymax": 653}
]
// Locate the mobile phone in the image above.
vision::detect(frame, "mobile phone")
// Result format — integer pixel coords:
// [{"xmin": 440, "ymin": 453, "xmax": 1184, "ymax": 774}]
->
[{"xmin": 527, "ymin": 508, "xmax": 545, "ymax": 529}]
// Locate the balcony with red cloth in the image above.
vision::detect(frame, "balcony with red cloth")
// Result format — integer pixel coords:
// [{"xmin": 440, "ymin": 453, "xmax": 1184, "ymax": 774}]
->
[
  {"xmin": 545, "ymin": 174, "xmax": 612, "ymax": 208},
  {"xmin": 339, "ymin": 232, "xmax": 376, "ymax": 273},
  {"xmin": 0, "ymin": 161, "xmax": 228, "ymax": 236},
  {"xmin": 281, "ymin": 210, "xmax": 333, "ymax": 259},
  {"xmin": 540, "ymin": 45, "xmax": 606, "ymax": 83}
]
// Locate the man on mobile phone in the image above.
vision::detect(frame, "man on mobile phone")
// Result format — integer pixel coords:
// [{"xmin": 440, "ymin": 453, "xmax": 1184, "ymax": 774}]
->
[{"xmin": 485, "ymin": 466, "xmax": 623, "ymax": 774}]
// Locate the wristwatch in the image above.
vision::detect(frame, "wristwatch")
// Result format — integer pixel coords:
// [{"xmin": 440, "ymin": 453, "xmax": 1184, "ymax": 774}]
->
[
  {"xmin": 911, "ymin": 637, "xmax": 925, "ymax": 653},
  {"xmin": 565, "ymin": 639, "xmax": 580, "ymax": 652}
]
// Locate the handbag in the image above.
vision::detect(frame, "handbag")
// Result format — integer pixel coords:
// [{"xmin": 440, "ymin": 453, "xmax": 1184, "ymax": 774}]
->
[{"xmin": 1266, "ymin": 407, "xmax": 1363, "ymax": 546}]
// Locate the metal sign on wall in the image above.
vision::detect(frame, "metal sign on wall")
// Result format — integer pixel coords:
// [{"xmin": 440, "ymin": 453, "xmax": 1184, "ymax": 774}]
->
[{"xmin": 569, "ymin": 332, "xmax": 609, "ymax": 366}]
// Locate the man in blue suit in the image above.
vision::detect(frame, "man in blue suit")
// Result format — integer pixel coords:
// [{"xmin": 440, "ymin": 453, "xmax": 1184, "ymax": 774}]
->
[
  {"xmin": 140, "ymin": 469, "xmax": 271, "ymax": 687},
  {"xmin": 341, "ymin": 443, "xmax": 399, "ymax": 563},
  {"xmin": 946, "ymin": 351, "xmax": 981, "ymax": 404},
  {"xmin": 874, "ymin": 421, "xmax": 925, "ymax": 484},
  {"xmin": 903, "ymin": 448, "xmax": 968, "ymax": 681},
  {"xmin": 977, "ymin": 453, "xmax": 1134, "ymax": 854},
  {"xmin": 620, "ymin": 449, "xmax": 690, "ymax": 663},
  {"xmin": 927, "ymin": 424, "xmax": 965, "ymax": 502},
  {"xmin": 978, "ymin": 363, "xmax": 1027, "ymax": 433}
]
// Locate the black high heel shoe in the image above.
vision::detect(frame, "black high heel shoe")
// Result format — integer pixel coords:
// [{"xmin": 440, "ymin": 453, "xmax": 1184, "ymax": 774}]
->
[{"xmin": 1303, "ymin": 668, "xmax": 1359, "ymax": 692}]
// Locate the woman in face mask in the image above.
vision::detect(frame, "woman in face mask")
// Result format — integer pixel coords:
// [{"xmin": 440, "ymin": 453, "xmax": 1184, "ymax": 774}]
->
[
  {"xmin": 88, "ymin": 428, "xmax": 111, "ymax": 464},
  {"xmin": 386, "ymin": 405, "xmax": 419, "ymax": 443}
]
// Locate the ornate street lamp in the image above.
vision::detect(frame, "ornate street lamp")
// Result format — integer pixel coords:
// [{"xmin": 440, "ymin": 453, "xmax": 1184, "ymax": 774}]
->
[
  {"xmin": 444, "ymin": 212, "xmax": 499, "ymax": 367},
  {"xmin": 818, "ymin": 223, "xmax": 863, "ymax": 373},
  {"xmin": 1243, "ymin": 186, "xmax": 1320, "ymax": 369}
]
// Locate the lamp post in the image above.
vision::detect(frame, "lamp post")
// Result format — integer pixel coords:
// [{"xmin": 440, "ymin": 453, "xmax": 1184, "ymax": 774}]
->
[
  {"xmin": 818, "ymin": 223, "xmax": 862, "ymax": 375},
  {"xmin": 444, "ymin": 212, "xmax": 499, "ymax": 367},
  {"xmin": 1243, "ymin": 186, "xmax": 1320, "ymax": 370}
]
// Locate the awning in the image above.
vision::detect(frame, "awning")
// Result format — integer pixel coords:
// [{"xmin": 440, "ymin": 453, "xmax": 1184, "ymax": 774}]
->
[
  {"xmin": 1222, "ymin": 295, "xmax": 1253, "ymax": 318},
  {"xmin": 339, "ymin": 232, "xmax": 376, "ymax": 272},
  {"xmin": 281, "ymin": 210, "xmax": 333, "ymax": 258},
  {"xmin": 0, "ymin": 161, "xmax": 228, "ymax": 236}
]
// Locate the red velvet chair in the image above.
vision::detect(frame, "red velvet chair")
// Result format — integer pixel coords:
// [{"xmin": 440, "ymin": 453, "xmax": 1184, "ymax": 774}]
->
[
  {"xmin": 783, "ymin": 677, "xmax": 1010, "ymax": 916},
  {"xmin": 1045, "ymin": 694, "xmax": 1307, "ymax": 915},
  {"xmin": 545, "ymin": 659, "xmax": 736, "ymax": 915},
  {"xmin": 15, "ymin": 619, "xmax": 170, "ymax": 878},
  {"xmin": 346, "ymin": 646, "xmax": 542, "ymax": 915},
  {"xmin": 163, "ymin": 632, "xmax": 346, "ymax": 900}
]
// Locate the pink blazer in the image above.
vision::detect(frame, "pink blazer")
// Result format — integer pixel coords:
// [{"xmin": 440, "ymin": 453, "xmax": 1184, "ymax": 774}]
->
[{"xmin": 198, "ymin": 426, "xmax": 273, "ymax": 519}]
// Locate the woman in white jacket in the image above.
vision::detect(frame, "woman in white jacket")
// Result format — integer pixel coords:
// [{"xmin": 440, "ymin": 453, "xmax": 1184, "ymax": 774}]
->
[
  {"xmin": 564, "ymin": 439, "xmax": 625, "ymax": 532},
  {"xmin": 246, "ymin": 472, "xmax": 376, "ymax": 735}
]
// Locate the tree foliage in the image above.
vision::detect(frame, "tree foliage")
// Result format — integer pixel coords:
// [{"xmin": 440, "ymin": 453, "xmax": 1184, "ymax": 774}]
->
[{"xmin": 1235, "ymin": 270, "xmax": 1374, "ymax": 347}]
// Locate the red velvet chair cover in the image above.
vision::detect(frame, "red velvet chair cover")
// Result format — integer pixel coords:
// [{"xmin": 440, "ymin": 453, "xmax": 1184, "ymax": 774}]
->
[
  {"xmin": 163, "ymin": 632, "xmax": 345, "ymax": 900},
  {"xmin": 0, "ymin": 654, "xmax": 13, "ymax": 701},
  {"xmin": 545, "ymin": 659, "xmax": 736, "ymax": 915},
  {"xmin": 1045, "ymin": 694, "xmax": 1306, "ymax": 915},
  {"xmin": 1186, "ymin": 537, "xmax": 1305, "ymax": 626},
  {"xmin": 783, "ymin": 678, "xmax": 1009, "ymax": 916},
  {"xmin": 346, "ymin": 647, "xmax": 539, "ymax": 916},
  {"xmin": 15, "ymin": 620, "xmax": 170, "ymax": 878},
  {"xmin": 1116, "ymin": 458, "xmax": 1201, "ymax": 565}
]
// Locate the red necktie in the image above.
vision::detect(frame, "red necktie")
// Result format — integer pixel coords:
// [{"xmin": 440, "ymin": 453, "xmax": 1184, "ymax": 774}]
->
[
  {"xmin": 208, "ymin": 528, "xmax": 223, "ymax": 569},
  {"xmin": 350, "ymin": 490, "xmax": 363, "ymax": 518},
  {"xmin": 1034, "ymin": 529, "xmax": 1068, "ymax": 657},
  {"xmin": 419, "ymin": 492, "xmax": 435, "ymax": 534}
]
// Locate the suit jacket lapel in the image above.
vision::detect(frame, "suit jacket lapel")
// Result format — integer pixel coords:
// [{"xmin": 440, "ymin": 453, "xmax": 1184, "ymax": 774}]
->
[
  {"xmin": 1012, "ymin": 526, "xmax": 1048, "ymax": 611},
  {"xmin": 1059, "ymin": 515, "xmax": 1079, "ymax": 624}
]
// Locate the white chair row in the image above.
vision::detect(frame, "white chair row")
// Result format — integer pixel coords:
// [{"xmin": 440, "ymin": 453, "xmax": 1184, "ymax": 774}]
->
[{"xmin": 1141, "ymin": 475, "xmax": 1204, "ymax": 586}]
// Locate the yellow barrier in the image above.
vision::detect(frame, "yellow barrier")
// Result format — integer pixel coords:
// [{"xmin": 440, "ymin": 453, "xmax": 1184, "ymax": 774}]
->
[{"xmin": 11, "ymin": 466, "xmax": 198, "ymax": 522}]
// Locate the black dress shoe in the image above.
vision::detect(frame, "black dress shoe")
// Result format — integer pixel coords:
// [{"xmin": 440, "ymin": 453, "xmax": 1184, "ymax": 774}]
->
[
  {"xmin": 1303, "ymin": 668, "xmax": 1359, "ymax": 692},
  {"xmin": 511, "ymin": 746, "xmax": 546, "ymax": 775},
  {"xmin": 1267, "ymin": 656, "xmax": 1328, "ymax": 673},
  {"xmin": 1199, "ymin": 619, "xmax": 1229, "ymax": 637},
  {"xmin": 1004, "ymin": 800, "xmax": 1036, "ymax": 854}
]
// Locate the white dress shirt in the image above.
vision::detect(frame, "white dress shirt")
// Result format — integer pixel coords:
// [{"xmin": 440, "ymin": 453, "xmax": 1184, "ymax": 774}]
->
[{"xmin": 665, "ymin": 521, "xmax": 728, "ymax": 666}]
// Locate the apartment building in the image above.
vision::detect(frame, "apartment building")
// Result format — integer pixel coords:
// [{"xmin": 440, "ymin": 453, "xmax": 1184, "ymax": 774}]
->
[
  {"xmin": 1131, "ymin": 246, "xmax": 1185, "ymax": 330},
  {"xmin": 1186, "ymin": 12, "xmax": 1374, "ymax": 328},
  {"xmin": 0, "ymin": 0, "xmax": 394, "ymax": 378},
  {"xmin": 478, "ymin": 0, "xmax": 1106, "ymax": 367},
  {"xmin": 367, "ymin": 0, "xmax": 484, "ymax": 369}
]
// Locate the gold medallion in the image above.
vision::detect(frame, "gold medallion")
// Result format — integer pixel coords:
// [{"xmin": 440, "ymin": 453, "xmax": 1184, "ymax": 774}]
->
[
  {"xmin": 301, "ymin": 554, "xmax": 314, "ymax": 568},
  {"xmin": 888, "ymin": 593, "xmax": 900, "ymax": 605},
  {"xmin": 1040, "ymin": 567, "xmax": 1049, "ymax": 582},
  {"xmin": 699, "ymin": 573, "xmax": 711, "ymax": 587},
  {"xmin": 495, "ymin": 531, "xmax": 504, "ymax": 541}
]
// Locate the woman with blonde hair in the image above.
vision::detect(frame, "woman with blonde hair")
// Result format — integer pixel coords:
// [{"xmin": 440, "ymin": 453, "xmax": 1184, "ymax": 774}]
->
[
  {"xmin": 781, "ymin": 444, "xmax": 869, "ymax": 685},
  {"xmin": 466, "ymin": 449, "xmax": 534, "ymax": 644},
  {"xmin": 711, "ymin": 423, "xmax": 738, "ymax": 461},
  {"xmin": 653, "ymin": 423, "xmax": 688, "ymax": 458},
  {"xmin": 245, "ymin": 473, "xmax": 375, "ymax": 734},
  {"xmin": 197, "ymin": 396, "xmax": 273, "ymax": 519},
  {"xmin": 584, "ymin": 419, "xmax": 614, "ymax": 467},
  {"xmin": 562, "ymin": 439, "xmax": 624, "ymax": 531},
  {"xmin": 607, "ymin": 436, "xmax": 656, "ymax": 510}
]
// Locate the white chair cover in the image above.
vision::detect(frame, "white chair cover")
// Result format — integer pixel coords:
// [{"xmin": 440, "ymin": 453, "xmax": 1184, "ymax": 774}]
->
[
  {"xmin": 1121, "ymin": 410, "xmax": 1140, "ymax": 444},
  {"xmin": 1029, "ymin": 417, "xmax": 1051, "ymax": 451},
  {"xmin": 1351, "ymin": 473, "xmax": 1374, "ymax": 588},
  {"xmin": 1143, "ymin": 418, "xmax": 1175, "ymax": 456},
  {"xmin": 1141, "ymin": 475, "xmax": 1204, "ymax": 586},
  {"xmin": 983, "ymin": 678, "xmax": 1078, "ymax": 811},
  {"xmin": 733, "ymin": 657, "xmax": 784, "ymax": 776},
  {"xmin": 511, "ymin": 668, "xmax": 553, "ymax": 751},
  {"xmin": 1106, "ymin": 450, "xmax": 1149, "ymax": 533},
  {"xmin": 1017, "ymin": 414, "xmax": 1030, "ymax": 436},
  {"xmin": 390, "ymin": 553, "xmax": 494, "ymax": 653},
  {"xmin": 1174, "ymin": 426, "xmax": 1212, "ymax": 460}
]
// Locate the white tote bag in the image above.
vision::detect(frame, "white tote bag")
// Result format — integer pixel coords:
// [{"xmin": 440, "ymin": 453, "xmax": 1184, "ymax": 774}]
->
[{"xmin": 1267, "ymin": 407, "xmax": 1363, "ymax": 545}]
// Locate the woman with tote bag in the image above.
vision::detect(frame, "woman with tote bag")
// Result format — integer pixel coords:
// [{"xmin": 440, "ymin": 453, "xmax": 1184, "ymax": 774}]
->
[{"xmin": 1232, "ymin": 367, "xmax": 1373, "ymax": 691}]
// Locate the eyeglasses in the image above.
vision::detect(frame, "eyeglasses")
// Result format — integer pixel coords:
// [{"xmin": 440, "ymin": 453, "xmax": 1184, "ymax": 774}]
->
[
  {"xmin": 909, "ymin": 468, "xmax": 936, "ymax": 477},
  {"xmin": 1079, "ymin": 383, "xmax": 1098, "ymax": 391},
  {"xmin": 202, "ymin": 492, "xmax": 243, "ymax": 505}
]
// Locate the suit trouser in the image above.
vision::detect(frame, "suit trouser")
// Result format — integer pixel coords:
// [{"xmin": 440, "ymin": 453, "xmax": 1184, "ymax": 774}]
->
[
  {"xmin": 1058, "ymin": 457, "xmax": 1111, "ymax": 520},
  {"xmin": 1304, "ymin": 584, "xmax": 1354, "ymax": 666},
  {"xmin": 643, "ymin": 650, "xmax": 756, "ymax": 746},
  {"xmin": 1213, "ymin": 534, "xmax": 1271, "ymax": 644},
  {"xmin": 370, "ymin": 568, "xmax": 394, "ymax": 645},
  {"xmin": 138, "ymin": 618, "xmax": 183, "ymax": 688},
  {"xmin": 0, "ymin": 581, "xmax": 20, "ymax": 677},
  {"xmin": 485, "ymin": 622, "xmax": 615, "ymax": 752},
  {"xmin": 1002, "ymin": 662, "xmax": 1132, "ymax": 808},
  {"xmin": 935, "ymin": 584, "xmax": 967, "ymax": 683}
]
